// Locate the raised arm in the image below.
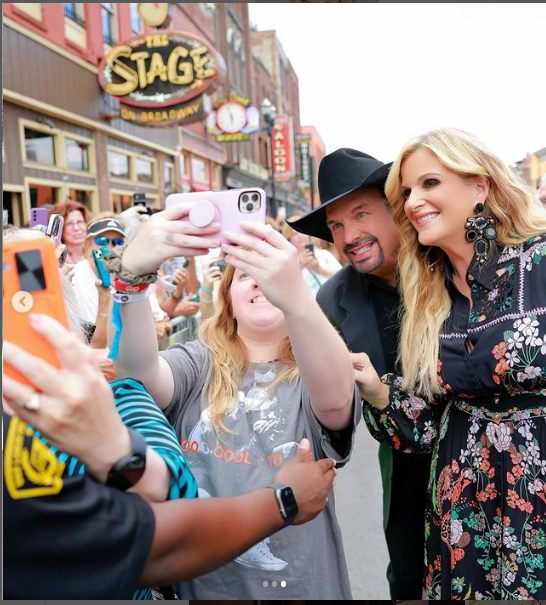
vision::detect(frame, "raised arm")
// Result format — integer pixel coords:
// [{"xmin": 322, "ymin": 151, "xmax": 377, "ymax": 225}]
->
[
  {"xmin": 109, "ymin": 205, "xmax": 220, "ymax": 409},
  {"xmin": 222, "ymin": 223, "xmax": 355, "ymax": 431}
]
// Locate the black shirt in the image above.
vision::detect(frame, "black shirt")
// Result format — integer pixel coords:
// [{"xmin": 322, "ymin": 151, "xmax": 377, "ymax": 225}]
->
[
  {"xmin": 365, "ymin": 274, "xmax": 400, "ymax": 373},
  {"xmin": 3, "ymin": 414, "xmax": 156, "ymax": 599}
]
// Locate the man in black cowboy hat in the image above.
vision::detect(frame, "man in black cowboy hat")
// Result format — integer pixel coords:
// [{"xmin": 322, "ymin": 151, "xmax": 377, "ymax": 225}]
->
[{"xmin": 288, "ymin": 149, "xmax": 431, "ymax": 599}]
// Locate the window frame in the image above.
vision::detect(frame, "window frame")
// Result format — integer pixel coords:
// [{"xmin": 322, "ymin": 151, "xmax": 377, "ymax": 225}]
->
[
  {"xmin": 63, "ymin": 3, "xmax": 85, "ymax": 27},
  {"xmin": 107, "ymin": 146, "xmax": 133, "ymax": 182},
  {"xmin": 163, "ymin": 161, "xmax": 175, "ymax": 191},
  {"xmin": 101, "ymin": 2, "xmax": 118, "ymax": 48},
  {"xmin": 64, "ymin": 182, "xmax": 98, "ymax": 214},
  {"xmin": 129, "ymin": 3, "xmax": 142, "ymax": 35},
  {"xmin": 107, "ymin": 145, "xmax": 158, "ymax": 189},
  {"xmin": 20, "ymin": 119, "xmax": 61, "ymax": 169},
  {"xmin": 60, "ymin": 132, "xmax": 95, "ymax": 174},
  {"xmin": 19, "ymin": 119, "xmax": 96, "ymax": 176},
  {"xmin": 134, "ymin": 153, "xmax": 157, "ymax": 186},
  {"xmin": 110, "ymin": 188, "xmax": 160, "ymax": 214}
]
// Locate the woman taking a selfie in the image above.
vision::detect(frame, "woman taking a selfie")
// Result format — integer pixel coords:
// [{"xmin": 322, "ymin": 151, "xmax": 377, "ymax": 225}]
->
[{"xmin": 108, "ymin": 204, "xmax": 360, "ymax": 599}]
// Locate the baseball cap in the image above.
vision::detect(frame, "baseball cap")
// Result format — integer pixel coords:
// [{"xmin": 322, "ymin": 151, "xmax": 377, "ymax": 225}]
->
[{"xmin": 87, "ymin": 218, "xmax": 126, "ymax": 238}]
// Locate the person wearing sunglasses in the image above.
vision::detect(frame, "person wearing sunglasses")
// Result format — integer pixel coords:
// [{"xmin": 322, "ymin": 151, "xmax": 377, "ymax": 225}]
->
[{"xmin": 68, "ymin": 218, "xmax": 126, "ymax": 350}]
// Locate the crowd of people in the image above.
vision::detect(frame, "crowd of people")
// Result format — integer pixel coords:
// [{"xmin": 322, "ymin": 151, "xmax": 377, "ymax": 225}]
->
[{"xmin": 4, "ymin": 127, "xmax": 546, "ymax": 600}]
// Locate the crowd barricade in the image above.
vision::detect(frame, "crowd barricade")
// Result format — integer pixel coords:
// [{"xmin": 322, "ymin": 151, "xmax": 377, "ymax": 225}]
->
[{"xmin": 158, "ymin": 314, "xmax": 199, "ymax": 350}]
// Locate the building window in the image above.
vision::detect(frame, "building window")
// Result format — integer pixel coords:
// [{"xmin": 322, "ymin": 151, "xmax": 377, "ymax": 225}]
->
[
  {"xmin": 108, "ymin": 150, "xmax": 130, "ymax": 179},
  {"xmin": 67, "ymin": 187, "xmax": 92, "ymax": 208},
  {"xmin": 135, "ymin": 157, "xmax": 154, "ymax": 183},
  {"xmin": 164, "ymin": 163, "xmax": 174, "ymax": 190},
  {"xmin": 101, "ymin": 3, "xmax": 117, "ymax": 46},
  {"xmin": 111, "ymin": 193, "xmax": 133, "ymax": 214},
  {"xmin": 130, "ymin": 3, "xmax": 141, "ymax": 35},
  {"xmin": 191, "ymin": 157, "xmax": 207, "ymax": 184},
  {"xmin": 64, "ymin": 137, "xmax": 89, "ymax": 171},
  {"xmin": 29, "ymin": 184, "xmax": 60, "ymax": 208},
  {"xmin": 64, "ymin": 3, "xmax": 85, "ymax": 27},
  {"xmin": 181, "ymin": 153, "xmax": 190, "ymax": 179},
  {"xmin": 24, "ymin": 128, "xmax": 56, "ymax": 166}
]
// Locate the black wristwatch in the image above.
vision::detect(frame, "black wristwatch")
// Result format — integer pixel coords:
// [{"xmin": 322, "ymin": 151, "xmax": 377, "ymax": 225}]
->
[
  {"xmin": 269, "ymin": 482, "xmax": 299, "ymax": 527},
  {"xmin": 106, "ymin": 428, "xmax": 147, "ymax": 491}
]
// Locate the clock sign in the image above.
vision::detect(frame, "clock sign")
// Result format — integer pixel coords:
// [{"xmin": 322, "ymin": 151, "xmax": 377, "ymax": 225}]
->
[
  {"xmin": 216, "ymin": 101, "xmax": 247, "ymax": 134},
  {"xmin": 137, "ymin": 3, "xmax": 171, "ymax": 28}
]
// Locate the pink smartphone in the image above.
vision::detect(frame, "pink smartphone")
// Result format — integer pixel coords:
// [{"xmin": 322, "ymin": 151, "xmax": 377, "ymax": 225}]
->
[{"xmin": 165, "ymin": 188, "xmax": 266, "ymax": 245}]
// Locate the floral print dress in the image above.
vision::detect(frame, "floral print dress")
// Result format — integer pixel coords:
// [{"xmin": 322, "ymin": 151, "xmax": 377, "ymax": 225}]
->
[{"xmin": 364, "ymin": 234, "xmax": 546, "ymax": 600}]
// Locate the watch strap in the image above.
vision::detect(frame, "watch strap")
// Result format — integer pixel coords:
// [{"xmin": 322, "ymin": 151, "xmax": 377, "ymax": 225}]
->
[
  {"xmin": 106, "ymin": 428, "xmax": 146, "ymax": 491},
  {"xmin": 268, "ymin": 482, "xmax": 298, "ymax": 528}
]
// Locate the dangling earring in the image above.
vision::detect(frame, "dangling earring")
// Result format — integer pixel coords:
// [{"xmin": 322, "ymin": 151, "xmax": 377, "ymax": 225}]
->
[{"xmin": 465, "ymin": 201, "xmax": 497, "ymax": 265}]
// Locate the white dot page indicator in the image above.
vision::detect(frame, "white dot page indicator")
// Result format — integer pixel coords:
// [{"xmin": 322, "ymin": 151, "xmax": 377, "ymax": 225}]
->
[{"xmin": 263, "ymin": 579, "xmax": 287, "ymax": 588}]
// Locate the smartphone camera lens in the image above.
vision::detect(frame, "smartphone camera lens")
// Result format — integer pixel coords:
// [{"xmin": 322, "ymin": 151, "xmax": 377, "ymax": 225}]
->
[
  {"xmin": 246, "ymin": 202, "xmax": 254, "ymax": 211},
  {"xmin": 251, "ymin": 193, "xmax": 259, "ymax": 202},
  {"xmin": 242, "ymin": 194, "xmax": 249, "ymax": 203}
]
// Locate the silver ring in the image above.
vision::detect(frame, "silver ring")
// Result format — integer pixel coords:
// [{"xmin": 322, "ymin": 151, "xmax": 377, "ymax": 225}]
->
[{"xmin": 23, "ymin": 392, "xmax": 41, "ymax": 411}]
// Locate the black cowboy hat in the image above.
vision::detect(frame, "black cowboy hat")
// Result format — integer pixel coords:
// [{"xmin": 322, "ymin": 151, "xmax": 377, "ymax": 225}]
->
[{"xmin": 288, "ymin": 148, "xmax": 392, "ymax": 243}]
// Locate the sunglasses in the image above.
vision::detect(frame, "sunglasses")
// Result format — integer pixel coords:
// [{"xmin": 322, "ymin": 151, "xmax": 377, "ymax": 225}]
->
[{"xmin": 93, "ymin": 235, "xmax": 124, "ymax": 247}]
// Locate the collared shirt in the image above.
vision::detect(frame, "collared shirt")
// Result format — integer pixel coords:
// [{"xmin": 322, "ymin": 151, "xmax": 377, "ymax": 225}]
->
[{"xmin": 437, "ymin": 236, "xmax": 546, "ymax": 401}]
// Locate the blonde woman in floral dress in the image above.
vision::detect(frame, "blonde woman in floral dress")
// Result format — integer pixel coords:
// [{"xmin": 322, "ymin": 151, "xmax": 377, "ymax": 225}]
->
[{"xmin": 354, "ymin": 128, "xmax": 546, "ymax": 600}]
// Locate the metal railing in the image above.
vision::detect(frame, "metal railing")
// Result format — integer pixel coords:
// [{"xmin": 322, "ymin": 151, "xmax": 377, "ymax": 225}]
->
[{"xmin": 158, "ymin": 316, "xmax": 199, "ymax": 351}]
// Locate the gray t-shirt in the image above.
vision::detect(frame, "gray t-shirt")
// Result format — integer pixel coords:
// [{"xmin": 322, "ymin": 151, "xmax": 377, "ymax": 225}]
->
[{"xmin": 160, "ymin": 340, "xmax": 360, "ymax": 600}]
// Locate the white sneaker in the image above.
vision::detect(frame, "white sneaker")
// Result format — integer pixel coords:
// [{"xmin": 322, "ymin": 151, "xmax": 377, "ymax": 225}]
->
[{"xmin": 235, "ymin": 537, "xmax": 288, "ymax": 571}]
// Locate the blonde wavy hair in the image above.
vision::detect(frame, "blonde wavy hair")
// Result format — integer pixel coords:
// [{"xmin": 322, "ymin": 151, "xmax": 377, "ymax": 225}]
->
[
  {"xmin": 385, "ymin": 127, "xmax": 546, "ymax": 400},
  {"xmin": 199, "ymin": 263, "xmax": 299, "ymax": 437}
]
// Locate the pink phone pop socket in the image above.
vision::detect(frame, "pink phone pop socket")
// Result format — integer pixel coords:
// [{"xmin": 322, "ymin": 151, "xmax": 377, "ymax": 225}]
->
[{"xmin": 189, "ymin": 200, "xmax": 217, "ymax": 228}]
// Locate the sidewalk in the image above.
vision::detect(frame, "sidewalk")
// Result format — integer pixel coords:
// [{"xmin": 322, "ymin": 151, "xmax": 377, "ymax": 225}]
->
[{"xmin": 335, "ymin": 423, "xmax": 390, "ymax": 599}]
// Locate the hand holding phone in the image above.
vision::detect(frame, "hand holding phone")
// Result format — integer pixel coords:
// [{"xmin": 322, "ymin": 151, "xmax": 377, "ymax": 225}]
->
[
  {"xmin": 46, "ymin": 214, "xmax": 64, "ymax": 247},
  {"xmin": 222, "ymin": 221, "xmax": 311, "ymax": 315},
  {"xmin": 121, "ymin": 204, "xmax": 221, "ymax": 277},
  {"xmin": 210, "ymin": 259, "xmax": 227, "ymax": 272},
  {"xmin": 3, "ymin": 237, "xmax": 69, "ymax": 388},
  {"xmin": 91, "ymin": 247, "xmax": 111, "ymax": 288},
  {"xmin": 30, "ymin": 207, "xmax": 49, "ymax": 228},
  {"xmin": 165, "ymin": 188, "xmax": 266, "ymax": 245}
]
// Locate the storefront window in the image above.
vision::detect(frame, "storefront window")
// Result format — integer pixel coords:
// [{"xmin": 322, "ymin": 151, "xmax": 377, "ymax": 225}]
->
[
  {"xmin": 111, "ymin": 193, "xmax": 133, "ymax": 214},
  {"xmin": 164, "ymin": 163, "xmax": 174, "ymax": 190},
  {"xmin": 135, "ymin": 157, "xmax": 154, "ymax": 183},
  {"xmin": 67, "ymin": 188, "xmax": 92, "ymax": 208},
  {"xmin": 29, "ymin": 184, "xmax": 60, "ymax": 208},
  {"xmin": 65, "ymin": 138, "xmax": 89, "ymax": 171},
  {"xmin": 108, "ymin": 150, "xmax": 130, "ymax": 179},
  {"xmin": 25, "ymin": 128, "xmax": 56, "ymax": 165}
]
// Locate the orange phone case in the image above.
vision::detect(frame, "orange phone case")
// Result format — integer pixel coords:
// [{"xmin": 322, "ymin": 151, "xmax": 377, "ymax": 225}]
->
[{"xmin": 3, "ymin": 237, "xmax": 69, "ymax": 389}]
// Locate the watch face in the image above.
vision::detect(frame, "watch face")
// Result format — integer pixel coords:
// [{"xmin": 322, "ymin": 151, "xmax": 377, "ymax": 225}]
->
[
  {"xmin": 280, "ymin": 486, "xmax": 298, "ymax": 517},
  {"xmin": 216, "ymin": 101, "xmax": 247, "ymax": 134}
]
